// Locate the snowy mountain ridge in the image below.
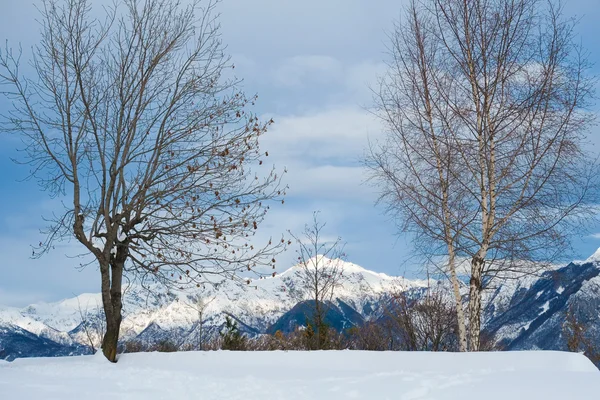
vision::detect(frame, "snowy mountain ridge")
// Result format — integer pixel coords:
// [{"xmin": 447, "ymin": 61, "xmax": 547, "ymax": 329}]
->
[
  {"xmin": 0, "ymin": 257, "xmax": 426, "ymax": 350},
  {"xmin": 3, "ymin": 253, "xmax": 600, "ymax": 360}
]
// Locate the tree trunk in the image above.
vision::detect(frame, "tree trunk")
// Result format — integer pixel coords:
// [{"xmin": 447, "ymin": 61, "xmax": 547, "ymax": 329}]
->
[
  {"xmin": 314, "ymin": 299, "xmax": 323, "ymax": 349},
  {"xmin": 468, "ymin": 256, "xmax": 485, "ymax": 351},
  {"xmin": 448, "ymin": 253, "xmax": 468, "ymax": 352},
  {"xmin": 101, "ymin": 317, "xmax": 120, "ymax": 362},
  {"xmin": 198, "ymin": 319, "xmax": 203, "ymax": 351},
  {"xmin": 100, "ymin": 261, "xmax": 117, "ymax": 362},
  {"xmin": 100, "ymin": 244, "xmax": 126, "ymax": 362}
]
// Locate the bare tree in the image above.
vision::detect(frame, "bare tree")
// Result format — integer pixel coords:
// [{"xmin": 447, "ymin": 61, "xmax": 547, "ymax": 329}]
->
[
  {"xmin": 388, "ymin": 284, "xmax": 459, "ymax": 352},
  {"xmin": 562, "ymin": 281, "xmax": 600, "ymax": 365},
  {"xmin": 77, "ymin": 298, "xmax": 106, "ymax": 353},
  {"xmin": 367, "ymin": 0, "xmax": 598, "ymax": 351},
  {"xmin": 0, "ymin": 0, "xmax": 287, "ymax": 362},
  {"xmin": 562, "ymin": 304, "xmax": 600, "ymax": 365},
  {"xmin": 347, "ymin": 321, "xmax": 393, "ymax": 351},
  {"xmin": 365, "ymin": 0, "xmax": 470, "ymax": 350},
  {"xmin": 288, "ymin": 212, "xmax": 346, "ymax": 349},
  {"xmin": 185, "ymin": 294, "xmax": 215, "ymax": 350}
]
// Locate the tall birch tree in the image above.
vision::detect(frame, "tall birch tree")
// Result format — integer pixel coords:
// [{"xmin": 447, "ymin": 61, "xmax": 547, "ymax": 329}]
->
[{"xmin": 367, "ymin": 0, "xmax": 598, "ymax": 350}]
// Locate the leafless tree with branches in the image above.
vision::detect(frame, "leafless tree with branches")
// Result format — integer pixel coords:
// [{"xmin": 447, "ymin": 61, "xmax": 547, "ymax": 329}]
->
[
  {"xmin": 367, "ymin": 0, "xmax": 598, "ymax": 351},
  {"xmin": 288, "ymin": 212, "xmax": 346, "ymax": 349},
  {"xmin": 185, "ymin": 294, "xmax": 215, "ymax": 350},
  {"xmin": 388, "ymin": 284, "xmax": 459, "ymax": 352},
  {"xmin": 77, "ymin": 298, "xmax": 106, "ymax": 353},
  {"xmin": 0, "ymin": 0, "xmax": 288, "ymax": 362}
]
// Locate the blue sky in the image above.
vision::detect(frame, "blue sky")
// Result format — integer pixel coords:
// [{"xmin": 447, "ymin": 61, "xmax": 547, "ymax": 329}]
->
[{"xmin": 0, "ymin": 0, "xmax": 599, "ymax": 306}]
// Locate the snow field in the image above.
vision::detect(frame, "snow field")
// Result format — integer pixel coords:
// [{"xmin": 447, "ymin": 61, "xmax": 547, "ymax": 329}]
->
[{"xmin": 1, "ymin": 350, "xmax": 599, "ymax": 399}]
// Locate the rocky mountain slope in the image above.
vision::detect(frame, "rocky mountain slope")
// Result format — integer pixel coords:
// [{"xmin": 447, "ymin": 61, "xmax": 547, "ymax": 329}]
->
[{"xmin": 484, "ymin": 251, "xmax": 600, "ymax": 351}]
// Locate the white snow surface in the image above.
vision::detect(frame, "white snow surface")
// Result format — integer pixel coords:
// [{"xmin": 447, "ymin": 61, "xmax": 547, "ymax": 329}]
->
[
  {"xmin": 1, "ymin": 350, "xmax": 599, "ymax": 399},
  {"xmin": 540, "ymin": 301, "xmax": 550, "ymax": 314}
]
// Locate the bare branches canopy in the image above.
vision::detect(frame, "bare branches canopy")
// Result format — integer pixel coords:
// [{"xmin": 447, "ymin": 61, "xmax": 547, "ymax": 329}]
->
[
  {"xmin": 366, "ymin": 0, "xmax": 599, "ymax": 350},
  {"xmin": 0, "ymin": 0, "xmax": 287, "ymax": 361}
]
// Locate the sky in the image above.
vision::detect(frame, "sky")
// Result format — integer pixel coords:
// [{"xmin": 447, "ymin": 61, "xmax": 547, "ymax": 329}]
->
[{"xmin": 0, "ymin": 0, "xmax": 599, "ymax": 307}]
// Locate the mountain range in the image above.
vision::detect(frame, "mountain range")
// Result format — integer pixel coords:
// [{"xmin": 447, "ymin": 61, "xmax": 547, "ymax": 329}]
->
[{"xmin": 1, "ymin": 252, "xmax": 600, "ymax": 360}]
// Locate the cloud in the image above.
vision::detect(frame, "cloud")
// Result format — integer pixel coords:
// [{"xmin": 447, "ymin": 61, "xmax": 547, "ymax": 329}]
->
[
  {"xmin": 263, "ymin": 106, "xmax": 383, "ymax": 161},
  {"xmin": 343, "ymin": 61, "xmax": 387, "ymax": 101},
  {"xmin": 589, "ymin": 233, "xmax": 600, "ymax": 239},
  {"xmin": 266, "ymin": 56, "xmax": 385, "ymax": 105},
  {"xmin": 247, "ymin": 197, "xmax": 386, "ymax": 275},
  {"xmin": 259, "ymin": 106, "xmax": 384, "ymax": 203},
  {"xmin": 218, "ymin": 0, "xmax": 401, "ymax": 60},
  {"xmin": 273, "ymin": 55, "xmax": 343, "ymax": 87},
  {"xmin": 284, "ymin": 164, "xmax": 368, "ymax": 201}
]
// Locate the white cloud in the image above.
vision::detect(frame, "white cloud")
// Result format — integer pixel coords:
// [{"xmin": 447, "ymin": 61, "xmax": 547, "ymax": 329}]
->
[
  {"xmin": 259, "ymin": 106, "xmax": 384, "ymax": 203},
  {"xmin": 286, "ymin": 164, "xmax": 366, "ymax": 199},
  {"xmin": 273, "ymin": 55, "xmax": 343, "ymax": 87},
  {"xmin": 267, "ymin": 56, "xmax": 386, "ymax": 105},
  {"xmin": 262, "ymin": 106, "xmax": 383, "ymax": 161}
]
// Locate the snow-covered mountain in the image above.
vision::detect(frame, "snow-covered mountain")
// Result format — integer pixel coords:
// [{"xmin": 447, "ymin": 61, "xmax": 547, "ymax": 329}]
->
[
  {"xmin": 0, "ymin": 257, "xmax": 427, "ymax": 358},
  {"xmin": 483, "ymin": 256, "xmax": 600, "ymax": 351},
  {"xmin": 2, "ymin": 253, "xmax": 600, "ymax": 360}
]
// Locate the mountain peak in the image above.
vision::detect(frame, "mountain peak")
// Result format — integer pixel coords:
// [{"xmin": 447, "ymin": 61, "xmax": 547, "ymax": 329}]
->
[
  {"xmin": 277, "ymin": 254, "xmax": 418, "ymax": 286},
  {"xmin": 584, "ymin": 248, "xmax": 600, "ymax": 265},
  {"xmin": 278, "ymin": 256, "xmax": 390, "ymax": 278}
]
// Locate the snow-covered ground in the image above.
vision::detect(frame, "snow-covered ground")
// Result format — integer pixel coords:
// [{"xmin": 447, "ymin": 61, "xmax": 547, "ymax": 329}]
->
[{"xmin": 1, "ymin": 351, "xmax": 598, "ymax": 399}]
